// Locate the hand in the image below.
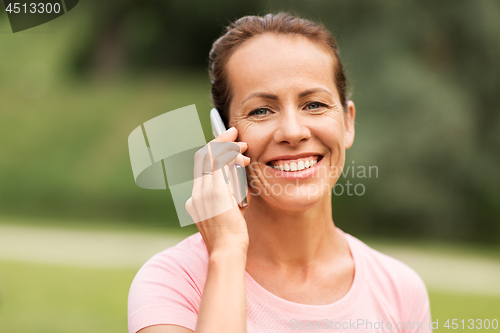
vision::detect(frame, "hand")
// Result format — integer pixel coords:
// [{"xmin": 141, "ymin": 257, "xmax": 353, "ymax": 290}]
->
[{"xmin": 185, "ymin": 127, "xmax": 251, "ymax": 255}]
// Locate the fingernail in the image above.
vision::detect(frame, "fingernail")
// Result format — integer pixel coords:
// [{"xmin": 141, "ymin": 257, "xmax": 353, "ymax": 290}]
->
[{"xmin": 227, "ymin": 127, "xmax": 236, "ymax": 132}]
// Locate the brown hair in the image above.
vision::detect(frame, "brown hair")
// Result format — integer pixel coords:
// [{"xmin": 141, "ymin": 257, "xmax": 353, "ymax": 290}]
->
[{"xmin": 208, "ymin": 12, "xmax": 350, "ymax": 128}]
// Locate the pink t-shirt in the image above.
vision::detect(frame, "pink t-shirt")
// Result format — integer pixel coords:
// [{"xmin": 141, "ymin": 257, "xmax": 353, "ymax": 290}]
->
[{"xmin": 128, "ymin": 229, "xmax": 432, "ymax": 332}]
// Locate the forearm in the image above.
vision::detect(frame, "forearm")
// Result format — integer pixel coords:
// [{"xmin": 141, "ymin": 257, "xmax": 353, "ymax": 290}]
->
[{"xmin": 195, "ymin": 246, "xmax": 248, "ymax": 333}]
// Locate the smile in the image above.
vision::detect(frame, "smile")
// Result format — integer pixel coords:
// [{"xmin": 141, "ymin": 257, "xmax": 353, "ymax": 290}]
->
[
  {"xmin": 267, "ymin": 155, "xmax": 322, "ymax": 172},
  {"xmin": 264, "ymin": 155, "xmax": 324, "ymax": 179}
]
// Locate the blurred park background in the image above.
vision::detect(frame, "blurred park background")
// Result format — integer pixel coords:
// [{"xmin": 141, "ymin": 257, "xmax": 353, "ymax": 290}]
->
[{"xmin": 0, "ymin": 0, "xmax": 499, "ymax": 332}]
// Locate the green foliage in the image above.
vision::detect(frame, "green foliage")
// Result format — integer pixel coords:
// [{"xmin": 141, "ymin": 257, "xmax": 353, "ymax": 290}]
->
[
  {"xmin": 67, "ymin": 0, "xmax": 262, "ymax": 75},
  {"xmin": 0, "ymin": 0, "xmax": 498, "ymax": 240},
  {"xmin": 0, "ymin": 75, "xmax": 213, "ymax": 228}
]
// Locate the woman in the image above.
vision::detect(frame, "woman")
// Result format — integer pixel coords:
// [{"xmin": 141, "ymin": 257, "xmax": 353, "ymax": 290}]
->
[{"xmin": 128, "ymin": 13, "xmax": 431, "ymax": 333}]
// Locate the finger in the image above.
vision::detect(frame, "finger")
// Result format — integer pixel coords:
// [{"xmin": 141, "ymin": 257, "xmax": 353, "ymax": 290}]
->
[
  {"xmin": 232, "ymin": 154, "xmax": 250, "ymax": 167},
  {"xmin": 193, "ymin": 144, "xmax": 210, "ymax": 175},
  {"xmin": 212, "ymin": 127, "xmax": 238, "ymax": 143},
  {"xmin": 209, "ymin": 141, "xmax": 240, "ymax": 171},
  {"xmin": 197, "ymin": 167, "xmax": 237, "ymax": 222},
  {"xmin": 185, "ymin": 197, "xmax": 200, "ymax": 224},
  {"xmin": 223, "ymin": 164, "xmax": 238, "ymax": 206},
  {"xmin": 193, "ymin": 142, "xmax": 237, "ymax": 181},
  {"xmin": 192, "ymin": 145, "xmax": 210, "ymax": 193},
  {"xmin": 213, "ymin": 150, "xmax": 239, "ymax": 170},
  {"xmin": 236, "ymin": 142, "xmax": 248, "ymax": 153},
  {"xmin": 209, "ymin": 141, "xmax": 240, "ymax": 158},
  {"xmin": 227, "ymin": 153, "xmax": 249, "ymax": 168}
]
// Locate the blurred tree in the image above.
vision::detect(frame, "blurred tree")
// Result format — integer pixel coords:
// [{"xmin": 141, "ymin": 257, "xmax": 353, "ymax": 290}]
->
[
  {"xmin": 2, "ymin": 0, "xmax": 498, "ymax": 242},
  {"xmin": 45, "ymin": 0, "xmax": 500, "ymax": 241},
  {"xmin": 70, "ymin": 0, "xmax": 262, "ymax": 76},
  {"xmin": 413, "ymin": 0, "xmax": 500, "ymax": 241}
]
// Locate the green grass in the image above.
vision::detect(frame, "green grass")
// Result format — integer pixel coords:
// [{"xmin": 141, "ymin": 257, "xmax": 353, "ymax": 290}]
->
[
  {"xmin": 0, "ymin": 213, "xmax": 200, "ymax": 238},
  {"xmin": 1, "ymin": 260, "xmax": 499, "ymax": 333},
  {"xmin": 0, "ymin": 260, "xmax": 137, "ymax": 333},
  {"xmin": 429, "ymin": 291, "xmax": 500, "ymax": 331},
  {"xmin": 361, "ymin": 235, "xmax": 500, "ymax": 261},
  {"xmin": 0, "ymin": 73, "xmax": 214, "ymax": 227}
]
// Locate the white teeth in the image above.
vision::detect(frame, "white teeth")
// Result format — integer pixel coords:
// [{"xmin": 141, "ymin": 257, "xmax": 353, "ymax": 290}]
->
[{"xmin": 270, "ymin": 158, "xmax": 320, "ymax": 172}]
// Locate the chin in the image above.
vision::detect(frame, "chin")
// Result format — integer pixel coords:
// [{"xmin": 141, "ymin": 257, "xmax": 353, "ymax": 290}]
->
[{"xmin": 265, "ymin": 185, "xmax": 329, "ymax": 211}]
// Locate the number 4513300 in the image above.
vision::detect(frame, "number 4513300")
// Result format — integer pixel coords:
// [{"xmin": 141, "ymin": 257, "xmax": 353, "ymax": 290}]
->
[
  {"xmin": 444, "ymin": 319, "xmax": 498, "ymax": 329},
  {"xmin": 5, "ymin": 2, "xmax": 62, "ymax": 14}
]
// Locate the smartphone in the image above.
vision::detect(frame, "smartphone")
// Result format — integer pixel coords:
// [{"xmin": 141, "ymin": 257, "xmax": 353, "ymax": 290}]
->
[{"xmin": 210, "ymin": 108, "xmax": 248, "ymax": 208}]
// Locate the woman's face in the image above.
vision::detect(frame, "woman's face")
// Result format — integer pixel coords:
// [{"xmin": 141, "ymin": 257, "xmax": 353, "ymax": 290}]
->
[{"xmin": 226, "ymin": 33, "xmax": 355, "ymax": 211}]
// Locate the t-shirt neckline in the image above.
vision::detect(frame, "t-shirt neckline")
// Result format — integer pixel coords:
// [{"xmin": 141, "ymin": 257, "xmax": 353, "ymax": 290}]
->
[{"xmin": 243, "ymin": 227, "xmax": 364, "ymax": 317}]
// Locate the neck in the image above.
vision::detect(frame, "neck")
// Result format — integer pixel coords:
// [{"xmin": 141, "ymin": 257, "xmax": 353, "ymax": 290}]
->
[{"xmin": 245, "ymin": 192, "xmax": 343, "ymax": 270}]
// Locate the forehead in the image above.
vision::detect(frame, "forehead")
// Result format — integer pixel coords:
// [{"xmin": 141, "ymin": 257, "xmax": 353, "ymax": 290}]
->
[{"xmin": 226, "ymin": 33, "xmax": 336, "ymax": 100}]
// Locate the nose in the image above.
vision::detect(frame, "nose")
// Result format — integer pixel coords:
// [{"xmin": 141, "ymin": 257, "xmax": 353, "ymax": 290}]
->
[{"xmin": 273, "ymin": 108, "xmax": 311, "ymax": 146}]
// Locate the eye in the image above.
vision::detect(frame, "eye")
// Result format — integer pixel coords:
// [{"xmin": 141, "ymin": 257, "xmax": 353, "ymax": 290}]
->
[
  {"xmin": 305, "ymin": 102, "xmax": 327, "ymax": 110},
  {"xmin": 249, "ymin": 108, "xmax": 270, "ymax": 116}
]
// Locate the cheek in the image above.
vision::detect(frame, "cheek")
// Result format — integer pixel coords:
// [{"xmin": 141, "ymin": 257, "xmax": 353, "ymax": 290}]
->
[
  {"xmin": 236, "ymin": 124, "xmax": 263, "ymax": 159},
  {"xmin": 316, "ymin": 115, "xmax": 345, "ymax": 149},
  {"xmin": 233, "ymin": 121, "xmax": 252, "ymax": 151},
  {"xmin": 231, "ymin": 115, "xmax": 251, "ymax": 132},
  {"xmin": 235, "ymin": 119, "xmax": 277, "ymax": 156}
]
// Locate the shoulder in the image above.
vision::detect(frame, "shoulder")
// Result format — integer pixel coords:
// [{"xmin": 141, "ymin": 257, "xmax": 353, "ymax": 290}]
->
[
  {"xmin": 128, "ymin": 232, "xmax": 207, "ymax": 333},
  {"xmin": 131, "ymin": 232, "xmax": 208, "ymax": 288},
  {"xmin": 346, "ymin": 232, "xmax": 425, "ymax": 287},
  {"xmin": 343, "ymin": 231, "xmax": 430, "ymax": 322},
  {"xmin": 141, "ymin": 232, "xmax": 208, "ymax": 270}
]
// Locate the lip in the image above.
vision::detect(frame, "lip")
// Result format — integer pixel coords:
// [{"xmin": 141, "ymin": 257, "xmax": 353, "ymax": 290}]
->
[
  {"xmin": 264, "ymin": 152, "xmax": 324, "ymax": 164},
  {"xmin": 265, "ymin": 156, "xmax": 324, "ymax": 179}
]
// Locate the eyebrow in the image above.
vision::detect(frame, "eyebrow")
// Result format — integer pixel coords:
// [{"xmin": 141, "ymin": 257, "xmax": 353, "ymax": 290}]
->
[
  {"xmin": 240, "ymin": 87, "xmax": 333, "ymax": 106},
  {"xmin": 299, "ymin": 87, "xmax": 333, "ymax": 98},
  {"xmin": 240, "ymin": 92, "xmax": 278, "ymax": 106}
]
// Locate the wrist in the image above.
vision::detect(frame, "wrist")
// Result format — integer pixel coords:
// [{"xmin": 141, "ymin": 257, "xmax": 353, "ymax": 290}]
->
[
  {"xmin": 209, "ymin": 243, "xmax": 248, "ymax": 264},
  {"xmin": 205, "ymin": 232, "xmax": 249, "ymax": 257}
]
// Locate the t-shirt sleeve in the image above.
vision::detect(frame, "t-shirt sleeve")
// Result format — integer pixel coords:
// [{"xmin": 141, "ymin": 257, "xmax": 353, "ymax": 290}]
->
[
  {"xmin": 127, "ymin": 250, "xmax": 202, "ymax": 333},
  {"xmin": 402, "ymin": 271, "xmax": 432, "ymax": 333}
]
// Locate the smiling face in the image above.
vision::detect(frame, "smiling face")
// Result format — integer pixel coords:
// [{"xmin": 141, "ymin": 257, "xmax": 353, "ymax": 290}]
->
[{"xmin": 226, "ymin": 33, "xmax": 355, "ymax": 211}]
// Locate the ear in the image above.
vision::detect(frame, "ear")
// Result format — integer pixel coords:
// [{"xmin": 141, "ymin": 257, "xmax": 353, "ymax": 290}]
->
[{"xmin": 343, "ymin": 100, "xmax": 356, "ymax": 149}]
